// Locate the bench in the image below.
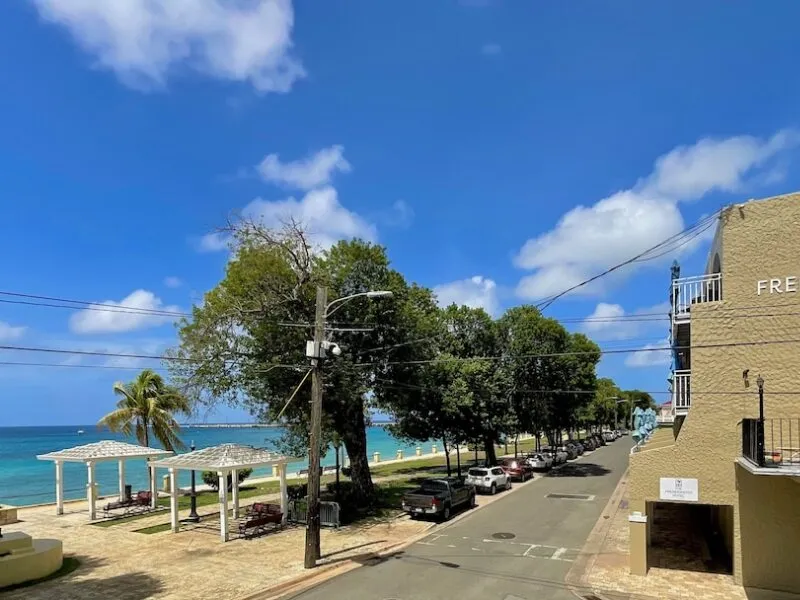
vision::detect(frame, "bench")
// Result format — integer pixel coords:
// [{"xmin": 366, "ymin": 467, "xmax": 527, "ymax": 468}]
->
[
  {"xmin": 103, "ymin": 491, "xmax": 152, "ymax": 517},
  {"xmin": 238, "ymin": 508, "xmax": 283, "ymax": 540}
]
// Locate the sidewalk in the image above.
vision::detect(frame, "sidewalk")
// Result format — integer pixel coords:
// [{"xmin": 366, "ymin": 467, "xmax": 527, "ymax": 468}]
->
[{"xmin": 566, "ymin": 472, "xmax": 796, "ymax": 600}]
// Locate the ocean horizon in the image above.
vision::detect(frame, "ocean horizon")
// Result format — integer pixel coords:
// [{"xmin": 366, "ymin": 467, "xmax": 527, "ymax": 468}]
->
[{"xmin": 0, "ymin": 424, "xmax": 422, "ymax": 507}]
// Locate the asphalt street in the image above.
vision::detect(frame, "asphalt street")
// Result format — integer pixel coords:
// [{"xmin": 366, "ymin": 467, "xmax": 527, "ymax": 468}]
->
[{"xmin": 287, "ymin": 437, "xmax": 633, "ymax": 600}]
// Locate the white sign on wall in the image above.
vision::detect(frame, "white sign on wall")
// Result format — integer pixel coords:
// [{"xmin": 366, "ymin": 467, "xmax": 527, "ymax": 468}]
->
[{"xmin": 659, "ymin": 477, "xmax": 699, "ymax": 502}]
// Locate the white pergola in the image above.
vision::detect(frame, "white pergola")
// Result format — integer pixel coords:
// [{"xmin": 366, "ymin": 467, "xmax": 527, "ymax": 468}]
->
[
  {"xmin": 152, "ymin": 444, "xmax": 297, "ymax": 542},
  {"xmin": 37, "ymin": 440, "xmax": 173, "ymax": 520}
]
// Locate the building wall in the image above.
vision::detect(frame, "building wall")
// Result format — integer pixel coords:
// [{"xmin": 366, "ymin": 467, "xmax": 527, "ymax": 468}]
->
[{"xmin": 629, "ymin": 193, "xmax": 800, "ymax": 592}]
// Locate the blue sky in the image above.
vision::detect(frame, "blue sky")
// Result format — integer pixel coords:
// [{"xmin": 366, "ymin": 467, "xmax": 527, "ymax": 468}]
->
[{"xmin": 2, "ymin": 0, "xmax": 800, "ymax": 426}]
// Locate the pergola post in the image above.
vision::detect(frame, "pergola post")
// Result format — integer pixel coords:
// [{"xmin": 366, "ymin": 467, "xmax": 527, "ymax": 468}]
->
[
  {"xmin": 55, "ymin": 460, "xmax": 64, "ymax": 516},
  {"xmin": 118, "ymin": 459, "xmax": 126, "ymax": 501},
  {"xmin": 149, "ymin": 462, "xmax": 158, "ymax": 509},
  {"xmin": 86, "ymin": 461, "xmax": 96, "ymax": 521},
  {"xmin": 231, "ymin": 468, "xmax": 240, "ymax": 519},
  {"xmin": 218, "ymin": 471, "xmax": 229, "ymax": 542},
  {"xmin": 278, "ymin": 464, "xmax": 288, "ymax": 525},
  {"xmin": 169, "ymin": 468, "xmax": 179, "ymax": 533}
]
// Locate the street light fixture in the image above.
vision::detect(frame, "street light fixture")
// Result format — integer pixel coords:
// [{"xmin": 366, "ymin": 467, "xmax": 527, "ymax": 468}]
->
[
  {"xmin": 305, "ymin": 287, "xmax": 393, "ymax": 569},
  {"xmin": 186, "ymin": 441, "xmax": 200, "ymax": 523},
  {"xmin": 756, "ymin": 375, "xmax": 765, "ymax": 467}
]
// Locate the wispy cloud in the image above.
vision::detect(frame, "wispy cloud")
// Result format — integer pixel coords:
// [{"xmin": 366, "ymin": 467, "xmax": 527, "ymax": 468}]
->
[
  {"xmin": 481, "ymin": 43, "xmax": 502, "ymax": 56},
  {"xmin": 29, "ymin": 0, "xmax": 305, "ymax": 93},
  {"xmin": 515, "ymin": 129, "xmax": 799, "ymax": 301}
]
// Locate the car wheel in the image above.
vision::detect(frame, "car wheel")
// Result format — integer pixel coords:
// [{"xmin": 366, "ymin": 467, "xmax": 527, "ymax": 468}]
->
[
  {"xmin": 506, "ymin": 479, "xmax": 512, "ymax": 490},
  {"xmin": 490, "ymin": 483, "xmax": 497, "ymax": 495},
  {"xmin": 442, "ymin": 505, "xmax": 452, "ymax": 521}
]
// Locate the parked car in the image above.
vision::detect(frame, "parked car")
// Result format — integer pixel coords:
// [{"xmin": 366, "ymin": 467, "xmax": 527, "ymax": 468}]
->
[
  {"xmin": 570, "ymin": 441, "xmax": 585, "ymax": 455},
  {"xmin": 602, "ymin": 431, "xmax": 616, "ymax": 442},
  {"xmin": 524, "ymin": 453, "xmax": 552, "ymax": 470},
  {"xmin": 401, "ymin": 477, "xmax": 476, "ymax": 521},
  {"xmin": 579, "ymin": 438, "xmax": 595, "ymax": 451},
  {"xmin": 465, "ymin": 466, "xmax": 511, "ymax": 494},
  {"xmin": 497, "ymin": 457, "xmax": 535, "ymax": 481},
  {"xmin": 541, "ymin": 447, "xmax": 568, "ymax": 465},
  {"xmin": 559, "ymin": 444, "xmax": 578, "ymax": 460},
  {"xmin": 592, "ymin": 434, "xmax": 606, "ymax": 446}
]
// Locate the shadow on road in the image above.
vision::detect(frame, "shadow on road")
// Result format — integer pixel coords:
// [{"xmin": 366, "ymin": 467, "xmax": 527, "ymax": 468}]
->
[{"xmin": 546, "ymin": 463, "xmax": 611, "ymax": 478}]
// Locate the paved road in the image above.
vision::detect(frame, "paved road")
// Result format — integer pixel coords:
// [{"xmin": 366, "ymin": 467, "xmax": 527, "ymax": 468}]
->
[{"xmin": 288, "ymin": 438, "xmax": 632, "ymax": 600}]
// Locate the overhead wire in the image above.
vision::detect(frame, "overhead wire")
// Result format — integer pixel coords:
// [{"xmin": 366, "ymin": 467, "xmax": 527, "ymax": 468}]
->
[{"xmin": 535, "ymin": 211, "xmax": 721, "ymax": 311}]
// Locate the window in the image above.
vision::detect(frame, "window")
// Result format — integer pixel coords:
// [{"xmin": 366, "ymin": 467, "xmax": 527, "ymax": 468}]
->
[
  {"xmin": 469, "ymin": 468, "xmax": 488, "ymax": 477},
  {"xmin": 492, "ymin": 468, "xmax": 504, "ymax": 476}
]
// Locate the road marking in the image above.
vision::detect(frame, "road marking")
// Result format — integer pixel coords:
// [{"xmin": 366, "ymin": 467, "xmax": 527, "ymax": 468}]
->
[
  {"xmin": 417, "ymin": 542, "xmax": 435, "ymax": 546},
  {"xmin": 522, "ymin": 544, "xmax": 539, "ymax": 557},
  {"xmin": 551, "ymin": 547, "xmax": 568, "ymax": 561}
]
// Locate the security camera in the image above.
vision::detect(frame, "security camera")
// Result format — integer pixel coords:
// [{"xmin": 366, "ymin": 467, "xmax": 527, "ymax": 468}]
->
[{"xmin": 321, "ymin": 341, "xmax": 342, "ymax": 357}]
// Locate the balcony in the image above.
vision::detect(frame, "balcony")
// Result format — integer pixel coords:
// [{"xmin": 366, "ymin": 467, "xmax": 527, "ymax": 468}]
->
[
  {"xmin": 740, "ymin": 418, "xmax": 800, "ymax": 476},
  {"xmin": 672, "ymin": 369, "xmax": 691, "ymax": 415},
  {"xmin": 672, "ymin": 273, "xmax": 722, "ymax": 324}
]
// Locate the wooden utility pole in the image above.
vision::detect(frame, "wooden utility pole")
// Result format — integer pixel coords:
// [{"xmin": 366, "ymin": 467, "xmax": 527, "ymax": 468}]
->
[{"xmin": 304, "ymin": 285, "xmax": 327, "ymax": 569}]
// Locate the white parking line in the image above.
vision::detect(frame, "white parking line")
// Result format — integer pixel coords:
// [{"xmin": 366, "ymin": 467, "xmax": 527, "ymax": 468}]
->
[
  {"xmin": 522, "ymin": 544, "xmax": 539, "ymax": 557},
  {"xmin": 551, "ymin": 547, "xmax": 568, "ymax": 561}
]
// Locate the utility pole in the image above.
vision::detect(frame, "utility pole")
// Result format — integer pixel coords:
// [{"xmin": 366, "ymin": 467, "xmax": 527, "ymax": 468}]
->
[{"xmin": 304, "ymin": 285, "xmax": 327, "ymax": 569}]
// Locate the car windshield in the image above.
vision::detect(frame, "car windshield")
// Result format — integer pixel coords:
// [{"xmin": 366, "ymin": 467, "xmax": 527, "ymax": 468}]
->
[
  {"xmin": 468, "ymin": 469, "xmax": 488, "ymax": 476},
  {"xmin": 419, "ymin": 480, "xmax": 448, "ymax": 493}
]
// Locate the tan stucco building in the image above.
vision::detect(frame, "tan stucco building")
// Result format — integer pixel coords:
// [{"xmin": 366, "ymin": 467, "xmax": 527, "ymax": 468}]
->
[{"xmin": 628, "ymin": 193, "xmax": 800, "ymax": 594}]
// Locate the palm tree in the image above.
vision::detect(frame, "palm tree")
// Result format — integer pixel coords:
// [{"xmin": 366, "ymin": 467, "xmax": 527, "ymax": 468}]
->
[{"xmin": 98, "ymin": 369, "xmax": 191, "ymax": 451}]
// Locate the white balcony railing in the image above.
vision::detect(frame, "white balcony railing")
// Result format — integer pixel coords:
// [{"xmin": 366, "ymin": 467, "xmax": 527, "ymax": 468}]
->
[
  {"xmin": 673, "ymin": 369, "xmax": 691, "ymax": 414},
  {"xmin": 672, "ymin": 273, "xmax": 722, "ymax": 323}
]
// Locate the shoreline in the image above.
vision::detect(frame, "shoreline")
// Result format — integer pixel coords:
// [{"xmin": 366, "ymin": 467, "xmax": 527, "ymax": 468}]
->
[{"xmin": 9, "ymin": 434, "xmax": 537, "ymax": 510}]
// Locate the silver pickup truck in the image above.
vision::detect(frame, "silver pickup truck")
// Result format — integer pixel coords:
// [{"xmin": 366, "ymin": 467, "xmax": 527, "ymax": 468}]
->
[{"xmin": 401, "ymin": 477, "xmax": 476, "ymax": 521}]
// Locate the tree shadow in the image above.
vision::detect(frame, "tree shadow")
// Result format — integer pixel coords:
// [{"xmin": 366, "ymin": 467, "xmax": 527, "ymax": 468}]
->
[
  {"xmin": 321, "ymin": 540, "xmax": 385, "ymax": 559},
  {"xmin": 2, "ymin": 556, "xmax": 164, "ymax": 600},
  {"xmin": 545, "ymin": 463, "xmax": 611, "ymax": 478}
]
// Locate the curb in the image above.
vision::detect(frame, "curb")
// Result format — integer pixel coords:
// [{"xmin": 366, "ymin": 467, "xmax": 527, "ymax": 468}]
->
[
  {"xmin": 565, "ymin": 468, "xmax": 642, "ymax": 600},
  {"xmin": 238, "ymin": 465, "xmax": 548, "ymax": 600}
]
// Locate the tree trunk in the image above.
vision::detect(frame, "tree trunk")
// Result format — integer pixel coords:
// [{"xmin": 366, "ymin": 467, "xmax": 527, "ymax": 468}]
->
[
  {"xmin": 514, "ymin": 434, "xmax": 519, "ymax": 459},
  {"xmin": 484, "ymin": 437, "xmax": 497, "ymax": 465},
  {"xmin": 341, "ymin": 423, "xmax": 374, "ymax": 505},
  {"xmin": 456, "ymin": 443, "xmax": 462, "ymax": 477},
  {"xmin": 443, "ymin": 438, "xmax": 451, "ymax": 477}
]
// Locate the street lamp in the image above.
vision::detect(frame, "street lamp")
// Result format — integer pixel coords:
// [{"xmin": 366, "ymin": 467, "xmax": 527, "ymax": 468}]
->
[
  {"xmin": 757, "ymin": 375, "xmax": 765, "ymax": 467},
  {"xmin": 305, "ymin": 287, "xmax": 393, "ymax": 569},
  {"xmin": 186, "ymin": 441, "xmax": 200, "ymax": 523}
]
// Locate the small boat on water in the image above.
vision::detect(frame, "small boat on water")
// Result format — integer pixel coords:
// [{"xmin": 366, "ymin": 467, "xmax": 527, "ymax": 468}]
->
[{"xmin": 77, "ymin": 429, "xmax": 85, "ymax": 435}]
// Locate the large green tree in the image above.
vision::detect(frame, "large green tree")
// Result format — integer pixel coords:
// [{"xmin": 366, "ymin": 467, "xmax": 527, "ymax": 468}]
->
[
  {"xmin": 98, "ymin": 369, "xmax": 191, "ymax": 451},
  {"xmin": 170, "ymin": 221, "xmax": 438, "ymax": 504}
]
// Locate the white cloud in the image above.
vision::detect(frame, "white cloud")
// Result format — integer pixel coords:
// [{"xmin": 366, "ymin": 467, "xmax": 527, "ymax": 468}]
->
[
  {"xmin": 164, "ymin": 276, "xmax": 183, "ymax": 288},
  {"xmin": 69, "ymin": 290, "xmax": 182, "ymax": 334},
  {"xmin": 197, "ymin": 232, "xmax": 230, "ymax": 253},
  {"xmin": 257, "ymin": 145, "xmax": 351, "ymax": 191},
  {"xmin": 625, "ymin": 339, "xmax": 672, "ymax": 368},
  {"xmin": 241, "ymin": 187, "xmax": 376, "ymax": 250},
  {"xmin": 514, "ymin": 129, "xmax": 798, "ymax": 301},
  {"xmin": 481, "ymin": 43, "xmax": 502, "ymax": 56},
  {"xmin": 384, "ymin": 199, "xmax": 414, "ymax": 228},
  {"xmin": 582, "ymin": 301, "xmax": 670, "ymax": 341},
  {"xmin": 434, "ymin": 276, "xmax": 499, "ymax": 315},
  {"xmin": 0, "ymin": 321, "xmax": 26, "ymax": 341},
  {"xmin": 30, "ymin": 0, "xmax": 305, "ymax": 93}
]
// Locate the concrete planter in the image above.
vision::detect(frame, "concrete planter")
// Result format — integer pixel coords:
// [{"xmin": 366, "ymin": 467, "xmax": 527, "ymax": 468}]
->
[{"xmin": 0, "ymin": 505, "xmax": 19, "ymax": 525}]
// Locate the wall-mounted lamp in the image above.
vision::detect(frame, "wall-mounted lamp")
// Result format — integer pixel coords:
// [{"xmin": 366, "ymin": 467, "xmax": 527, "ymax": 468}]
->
[{"xmin": 743, "ymin": 369, "xmax": 750, "ymax": 388}]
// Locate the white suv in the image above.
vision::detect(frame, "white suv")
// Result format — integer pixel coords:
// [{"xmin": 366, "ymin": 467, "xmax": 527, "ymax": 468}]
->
[{"xmin": 465, "ymin": 466, "xmax": 511, "ymax": 494}]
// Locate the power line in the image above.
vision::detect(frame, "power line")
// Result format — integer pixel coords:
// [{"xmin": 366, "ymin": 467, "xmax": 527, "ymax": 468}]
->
[
  {"xmin": 535, "ymin": 211, "xmax": 720, "ymax": 311},
  {"xmin": 355, "ymin": 336, "xmax": 800, "ymax": 367}
]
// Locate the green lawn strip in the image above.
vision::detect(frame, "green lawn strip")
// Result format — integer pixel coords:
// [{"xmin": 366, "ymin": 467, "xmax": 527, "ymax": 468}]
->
[
  {"xmin": 133, "ymin": 522, "xmax": 173, "ymax": 535},
  {"xmin": 0, "ymin": 557, "xmax": 81, "ymax": 592}
]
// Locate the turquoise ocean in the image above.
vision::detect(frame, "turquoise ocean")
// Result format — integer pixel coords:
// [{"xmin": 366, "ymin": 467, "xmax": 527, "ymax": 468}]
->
[{"xmin": 0, "ymin": 425, "xmax": 424, "ymax": 507}]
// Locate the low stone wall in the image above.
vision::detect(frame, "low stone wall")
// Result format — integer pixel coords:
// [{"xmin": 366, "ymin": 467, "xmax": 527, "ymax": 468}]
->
[{"xmin": 0, "ymin": 505, "xmax": 19, "ymax": 525}]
